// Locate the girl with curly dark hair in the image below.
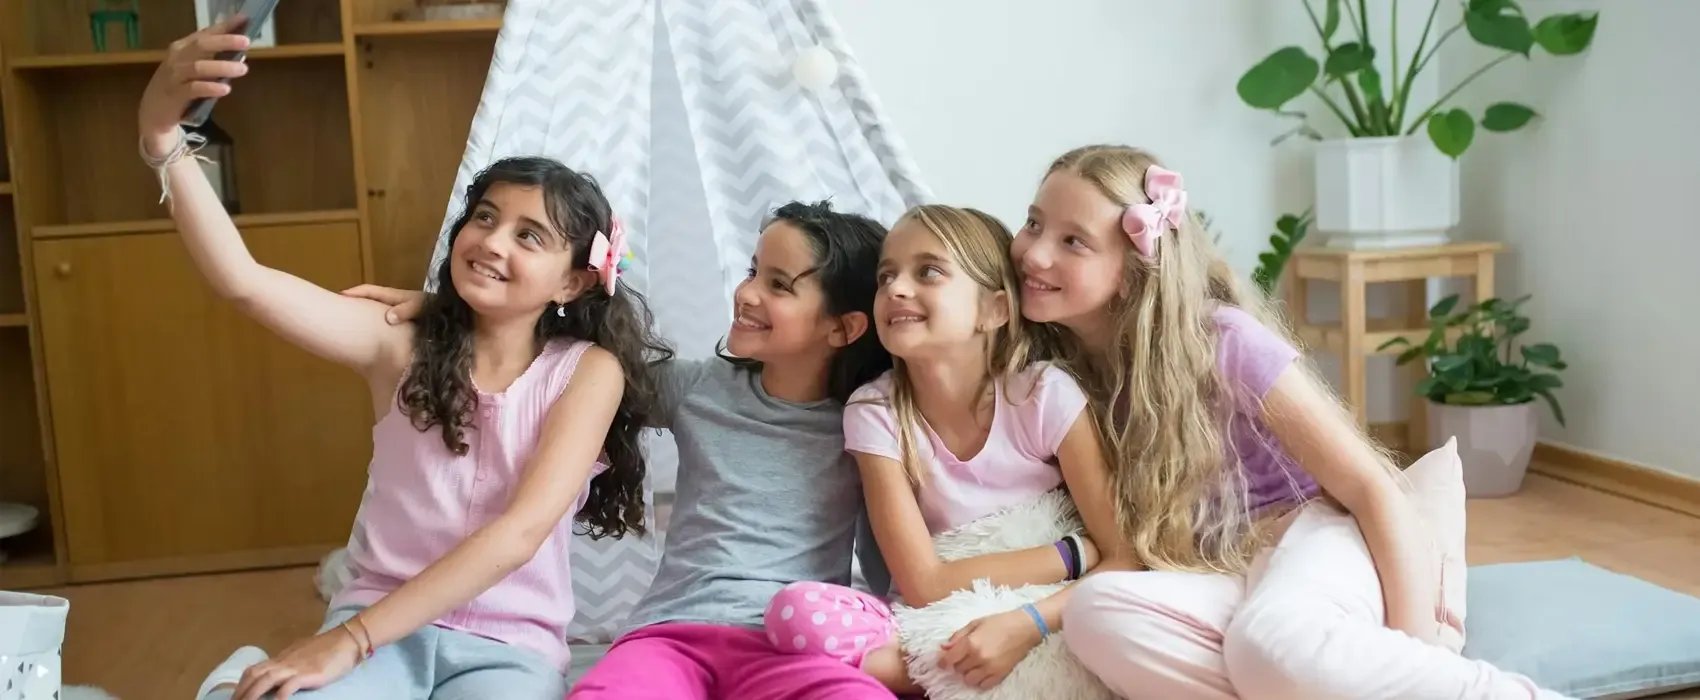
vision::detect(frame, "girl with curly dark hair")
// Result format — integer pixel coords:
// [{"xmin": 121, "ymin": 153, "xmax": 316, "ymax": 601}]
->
[{"xmin": 140, "ymin": 26, "xmax": 671, "ymax": 700}]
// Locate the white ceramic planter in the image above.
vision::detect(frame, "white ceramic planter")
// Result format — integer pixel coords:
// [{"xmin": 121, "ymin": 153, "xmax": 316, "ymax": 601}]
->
[
  {"xmin": 1313, "ymin": 136, "xmax": 1459, "ymax": 250},
  {"xmin": 1425, "ymin": 400, "xmax": 1538, "ymax": 498},
  {"xmin": 0, "ymin": 591, "xmax": 68, "ymax": 700}
]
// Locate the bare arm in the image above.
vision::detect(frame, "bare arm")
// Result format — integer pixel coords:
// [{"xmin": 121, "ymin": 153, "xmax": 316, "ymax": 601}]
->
[
  {"xmin": 857, "ymin": 451, "xmax": 1087, "ymax": 607},
  {"xmin": 1260, "ymin": 365, "xmax": 1437, "ymax": 640},
  {"xmin": 350, "ymin": 347, "xmax": 625, "ymax": 648},
  {"xmin": 1022, "ymin": 412, "xmax": 1138, "ymax": 630},
  {"xmin": 138, "ymin": 32, "xmax": 407, "ymax": 377}
]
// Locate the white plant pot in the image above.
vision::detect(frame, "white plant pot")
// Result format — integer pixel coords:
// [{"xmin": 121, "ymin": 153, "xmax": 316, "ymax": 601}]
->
[
  {"xmin": 1425, "ymin": 400, "xmax": 1537, "ymax": 498},
  {"xmin": 0, "ymin": 591, "xmax": 68, "ymax": 700},
  {"xmin": 1313, "ymin": 136, "xmax": 1459, "ymax": 250}
]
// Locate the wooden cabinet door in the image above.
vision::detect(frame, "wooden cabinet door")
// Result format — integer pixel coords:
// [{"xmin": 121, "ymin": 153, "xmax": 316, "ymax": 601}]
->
[{"xmin": 33, "ymin": 222, "xmax": 373, "ymax": 580}]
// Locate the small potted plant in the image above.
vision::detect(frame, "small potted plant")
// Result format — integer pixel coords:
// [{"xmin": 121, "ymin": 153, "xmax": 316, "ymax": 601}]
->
[
  {"xmin": 1253, "ymin": 209, "xmax": 1313, "ymax": 299},
  {"xmin": 1380, "ymin": 293, "xmax": 1566, "ymax": 497},
  {"xmin": 1235, "ymin": 0, "xmax": 1599, "ymax": 249}
]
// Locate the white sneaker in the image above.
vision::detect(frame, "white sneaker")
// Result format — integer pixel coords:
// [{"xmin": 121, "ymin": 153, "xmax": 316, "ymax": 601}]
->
[{"xmin": 196, "ymin": 646, "xmax": 269, "ymax": 699}]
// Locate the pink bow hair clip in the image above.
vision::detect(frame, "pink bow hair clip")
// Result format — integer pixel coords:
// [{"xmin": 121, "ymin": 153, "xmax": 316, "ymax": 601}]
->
[
  {"xmin": 1120, "ymin": 165, "xmax": 1189, "ymax": 257},
  {"xmin": 588, "ymin": 214, "xmax": 633, "ymax": 296}
]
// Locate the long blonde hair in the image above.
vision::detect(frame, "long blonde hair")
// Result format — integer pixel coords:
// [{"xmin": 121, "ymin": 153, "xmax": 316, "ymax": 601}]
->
[
  {"xmin": 880, "ymin": 204, "xmax": 1051, "ymax": 485},
  {"xmin": 1045, "ymin": 144, "xmax": 1400, "ymax": 575}
]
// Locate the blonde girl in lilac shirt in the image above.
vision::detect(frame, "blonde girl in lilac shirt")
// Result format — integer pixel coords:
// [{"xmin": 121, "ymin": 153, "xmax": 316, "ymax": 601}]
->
[
  {"xmin": 761, "ymin": 205, "xmax": 1134, "ymax": 694},
  {"xmin": 1015, "ymin": 144, "xmax": 1568, "ymax": 699},
  {"xmin": 139, "ymin": 28, "xmax": 671, "ymax": 700}
]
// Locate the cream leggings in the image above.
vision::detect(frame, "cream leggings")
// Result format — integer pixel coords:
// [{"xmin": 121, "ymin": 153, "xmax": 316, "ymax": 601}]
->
[{"xmin": 1060, "ymin": 501, "xmax": 1572, "ymax": 700}]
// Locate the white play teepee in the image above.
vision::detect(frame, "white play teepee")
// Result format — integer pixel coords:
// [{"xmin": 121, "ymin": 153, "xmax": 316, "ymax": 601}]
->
[{"xmin": 321, "ymin": 0, "xmax": 932, "ymax": 647}]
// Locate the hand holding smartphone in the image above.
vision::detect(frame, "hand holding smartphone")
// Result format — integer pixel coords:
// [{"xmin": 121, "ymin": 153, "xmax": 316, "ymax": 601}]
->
[{"xmin": 180, "ymin": 0, "xmax": 283, "ymax": 127}]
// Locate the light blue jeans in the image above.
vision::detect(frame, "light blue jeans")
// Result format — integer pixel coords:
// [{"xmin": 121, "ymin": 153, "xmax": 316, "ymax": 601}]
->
[{"xmin": 250, "ymin": 605, "xmax": 567, "ymax": 700}]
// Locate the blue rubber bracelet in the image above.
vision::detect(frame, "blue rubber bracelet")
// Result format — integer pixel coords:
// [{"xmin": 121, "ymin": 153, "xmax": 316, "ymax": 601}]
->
[{"xmin": 1022, "ymin": 603, "xmax": 1050, "ymax": 638}]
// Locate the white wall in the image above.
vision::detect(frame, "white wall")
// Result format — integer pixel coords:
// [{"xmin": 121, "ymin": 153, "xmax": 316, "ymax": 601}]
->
[
  {"xmin": 1440, "ymin": 1, "xmax": 1700, "ymax": 477},
  {"xmin": 822, "ymin": 0, "xmax": 1300, "ymax": 279},
  {"xmin": 826, "ymin": 0, "xmax": 1444, "ymax": 427}
]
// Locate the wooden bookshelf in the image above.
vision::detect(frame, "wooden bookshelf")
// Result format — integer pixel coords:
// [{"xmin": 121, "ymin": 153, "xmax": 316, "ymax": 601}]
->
[
  {"xmin": 353, "ymin": 18, "xmax": 504, "ymax": 37},
  {"xmin": 8, "ymin": 42, "xmax": 346, "ymax": 69},
  {"xmin": 0, "ymin": 0, "xmax": 502, "ymax": 586}
]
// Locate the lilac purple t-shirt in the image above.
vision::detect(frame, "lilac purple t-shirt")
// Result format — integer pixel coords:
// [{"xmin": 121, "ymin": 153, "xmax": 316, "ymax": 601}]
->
[
  {"xmin": 1213, "ymin": 304, "xmax": 1321, "ymax": 512},
  {"xmin": 842, "ymin": 363, "xmax": 1087, "ymax": 534}
]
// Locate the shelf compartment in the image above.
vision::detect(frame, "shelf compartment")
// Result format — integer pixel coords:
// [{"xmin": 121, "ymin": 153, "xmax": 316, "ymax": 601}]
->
[
  {"xmin": 0, "ymin": 551, "xmax": 59, "ymax": 590},
  {"xmin": 8, "ymin": 0, "xmax": 343, "ymax": 59},
  {"xmin": 15, "ymin": 58, "xmax": 357, "ymax": 228},
  {"xmin": 0, "ymin": 331, "xmax": 54, "ymax": 589},
  {"xmin": 1, "ymin": 199, "xmax": 21, "ymax": 314},
  {"xmin": 354, "ymin": 19, "xmax": 503, "ymax": 37},
  {"xmin": 359, "ymin": 35, "xmax": 492, "ymax": 288},
  {"xmin": 34, "ymin": 209, "xmax": 359, "ymax": 240},
  {"xmin": 9, "ymin": 42, "xmax": 346, "ymax": 70}
]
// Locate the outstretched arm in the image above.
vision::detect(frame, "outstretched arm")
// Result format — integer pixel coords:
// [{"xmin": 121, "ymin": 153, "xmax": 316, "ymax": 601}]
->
[
  {"xmin": 1260, "ymin": 365, "xmax": 1438, "ymax": 642},
  {"xmin": 857, "ymin": 450, "xmax": 1093, "ymax": 608},
  {"xmin": 234, "ymin": 347, "xmax": 626, "ymax": 699},
  {"xmin": 139, "ymin": 26, "xmax": 407, "ymax": 378}
]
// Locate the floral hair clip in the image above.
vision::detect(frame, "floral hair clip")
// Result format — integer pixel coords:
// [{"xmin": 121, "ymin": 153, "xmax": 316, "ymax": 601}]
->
[
  {"xmin": 589, "ymin": 214, "xmax": 633, "ymax": 296},
  {"xmin": 1120, "ymin": 164, "xmax": 1189, "ymax": 257}
]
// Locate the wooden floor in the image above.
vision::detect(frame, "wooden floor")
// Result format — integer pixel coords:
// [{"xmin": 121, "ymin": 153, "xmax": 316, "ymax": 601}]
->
[{"xmin": 24, "ymin": 473, "xmax": 1700, "ymax": 699}]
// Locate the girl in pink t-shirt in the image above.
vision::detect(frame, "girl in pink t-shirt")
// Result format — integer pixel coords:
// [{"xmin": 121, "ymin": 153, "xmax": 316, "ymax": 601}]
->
[
  {"xmin": 138, "ymin": 33, "xmax": 670, "ymax": 700},
  {"xmin": 761, "ymin": 205, "xmax": 1132, "ymax": 694}
]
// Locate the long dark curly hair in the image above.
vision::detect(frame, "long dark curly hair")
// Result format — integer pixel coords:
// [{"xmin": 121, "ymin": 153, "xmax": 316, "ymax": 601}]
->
[{"xmin": 400, "ymin": 156, "xmax": 673, "ymax": 540}]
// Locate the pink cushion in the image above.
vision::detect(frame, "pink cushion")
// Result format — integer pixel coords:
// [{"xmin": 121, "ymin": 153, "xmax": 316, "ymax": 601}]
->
[{"xmin": 1400, "ymin": 437, "xmax": 1469, "ymax": 652}]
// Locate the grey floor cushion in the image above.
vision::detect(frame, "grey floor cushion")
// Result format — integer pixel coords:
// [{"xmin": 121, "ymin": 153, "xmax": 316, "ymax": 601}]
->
[{"xmin": 1462, "ymin": 558, "xmax": 1700, "ymax": 699}]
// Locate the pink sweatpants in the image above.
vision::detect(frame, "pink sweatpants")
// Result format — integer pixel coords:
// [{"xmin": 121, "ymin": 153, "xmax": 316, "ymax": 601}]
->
[
  {"xmin": 1060, "ymin": 502, "xmax": 1574, "ymax": 700},
  {"xmin": 566, "ymin": 622, "xmax": 898, "ymax": 700},
  {"xmin": 761, "ymin": 581, "xmax": 897, "ymax": 666}
]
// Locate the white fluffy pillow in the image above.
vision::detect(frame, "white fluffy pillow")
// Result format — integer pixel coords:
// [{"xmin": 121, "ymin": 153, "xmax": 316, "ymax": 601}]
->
[{"xmin": 890, "ymin": 490, "xmax": 1117, "ymax": 700}]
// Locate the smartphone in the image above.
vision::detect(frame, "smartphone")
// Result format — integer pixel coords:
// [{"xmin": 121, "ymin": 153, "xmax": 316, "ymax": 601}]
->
[{"xmin": 180, "ymin": 0, "xmax": 283, "ymax": 127}]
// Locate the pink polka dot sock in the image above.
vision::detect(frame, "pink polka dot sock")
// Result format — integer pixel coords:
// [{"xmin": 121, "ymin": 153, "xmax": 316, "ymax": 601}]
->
[{"xmin": 762, "ymin": 581, "xmax": 896, "ymax": 666}]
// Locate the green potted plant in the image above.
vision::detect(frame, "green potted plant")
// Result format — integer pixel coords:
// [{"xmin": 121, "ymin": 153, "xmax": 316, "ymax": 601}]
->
[
  {"xmin": 1253, "ymin": 209, "xmax": 1313, "ymax": 298},
  {"xmin": 1236, "ymin": 0, "xmax": 1599, "ymax": 250},
  {"xmin": 1379, "ymin": 293, "xmax": 1567, "ymax": 497}
]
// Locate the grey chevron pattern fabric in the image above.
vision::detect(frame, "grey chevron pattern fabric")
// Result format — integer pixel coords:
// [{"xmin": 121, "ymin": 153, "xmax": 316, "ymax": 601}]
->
[
  {"xmin": 319, "ymin": 0, "xmax": 936, "ymax": 647},
  {"xmin": 658, "ymin": 0, "xmax": 932, "ymax": 303},
  {"xmin": 423, "ymin": 0, "xmax": 656, "ymax": 295}
]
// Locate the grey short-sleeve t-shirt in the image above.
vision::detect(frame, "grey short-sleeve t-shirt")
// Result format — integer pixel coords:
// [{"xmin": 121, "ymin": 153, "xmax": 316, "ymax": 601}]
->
[{"xmin": 621, "ymin": 358, "xmax": 883, "ymax": 633}]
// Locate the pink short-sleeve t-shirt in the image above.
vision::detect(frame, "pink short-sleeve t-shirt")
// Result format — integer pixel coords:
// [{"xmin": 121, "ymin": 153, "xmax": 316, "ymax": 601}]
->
[
  {"xmin": 1213, "ymin": 304, "xmax": 1321, "ymax": 511},
  {"xmin": 843, "ymin": 362, "xmax": 1089, "ymax": 534}
]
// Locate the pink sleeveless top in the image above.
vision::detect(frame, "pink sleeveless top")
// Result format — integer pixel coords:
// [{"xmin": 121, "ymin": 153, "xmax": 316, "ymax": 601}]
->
[{"xmin": 331, "ymin": 338, "xmax": 604, "ymax": 671}]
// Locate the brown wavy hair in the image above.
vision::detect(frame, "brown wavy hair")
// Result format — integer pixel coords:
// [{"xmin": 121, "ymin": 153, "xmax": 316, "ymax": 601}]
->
[
  {"xmin": 401, "ymin": 156, "xmax": 674, "ymax": 540},
  {"xmin": 1042, "ymin": 145, "xmax": 1399, "ymax": 575}
]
